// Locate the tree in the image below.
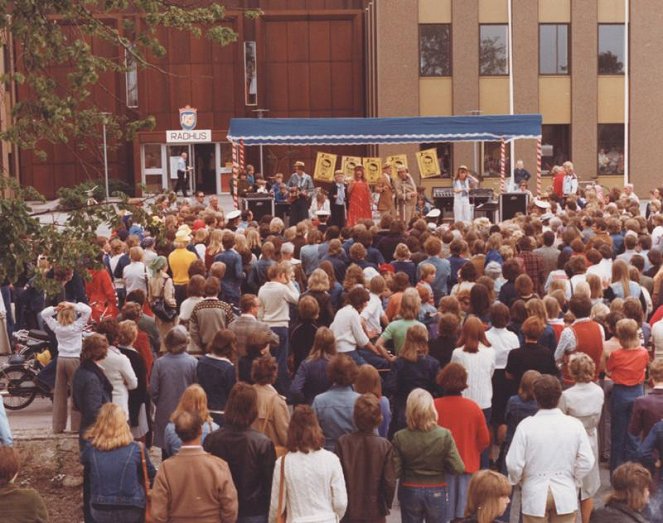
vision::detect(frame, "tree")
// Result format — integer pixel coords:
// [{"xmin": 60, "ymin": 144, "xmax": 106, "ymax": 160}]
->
[
  {"xmin": 0, "ymin": 1, "xmax": 259, "ymax": 156},
  {"xmin": 598, "ymin": 51, "xmax": 624, "ymax": 75},
  {"xmin": 479, "ymin": 36, "xmax": 507, "ymax": 76}
]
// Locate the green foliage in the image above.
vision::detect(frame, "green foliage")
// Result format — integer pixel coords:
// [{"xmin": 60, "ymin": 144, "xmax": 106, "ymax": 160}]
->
[{"xmin": 0, "ymin": 1, "xmax": 260, "ymax": 155}]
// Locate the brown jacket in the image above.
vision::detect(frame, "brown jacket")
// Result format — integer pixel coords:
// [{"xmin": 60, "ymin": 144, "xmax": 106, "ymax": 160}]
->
[
  {"xmin": 151, "ymin": 446, "xmax": 238, "ymax": 523},
  {"xmin": 251, "ymin": 384, "xmax": 290, "ymax": 448},
  {"xmin": 335, "ymin": 431, "xmax": 397, "ymax": 523}
]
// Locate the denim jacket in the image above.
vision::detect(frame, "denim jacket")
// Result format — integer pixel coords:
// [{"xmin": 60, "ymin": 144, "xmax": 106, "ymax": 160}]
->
[{"xmin": 80, "ymin": 441, "xmax": 156, "ymax": 508}]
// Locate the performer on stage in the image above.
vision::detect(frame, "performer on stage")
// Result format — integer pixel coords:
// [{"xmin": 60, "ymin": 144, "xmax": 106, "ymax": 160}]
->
[
  {"xmin": 347, "ymin": 165, "xmax": 373, "ymax": 226},
  {"xmin": 329, "ymin": 170, "xmax": 348, "ymax": 229},
  {"xmin": 174, "ymin": 151, "xmax": 193, "ymax": 197},
  {"xmin": 453, "ymin": 165, "xmax": 478, "ymax": 223},
  {"xmin": 287, "ymin": 161, "xmax": 315, "ymax": 225},
  {"xmin": 376, "ymin": 161, "xmax": 396, "ymax": 218},
  {"xmin": 395, "ymin": 166, "xmax": 417, "ymax": 224},
  {"xmin": 309, "ymin": 188, "xmax": 331, "ymax": 219}
]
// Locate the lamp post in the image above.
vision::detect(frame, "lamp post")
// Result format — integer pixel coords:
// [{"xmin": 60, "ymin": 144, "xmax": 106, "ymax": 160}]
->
[
  {"xmin": 252, "ymin": 108, "xmax": 269, "ymax": 176},
  {"xmin": 468, "ymin": 110, "xmax": 482, "ymax": 176},
  {"xmin": 101, "ymin": 112, "xmax": 110, "ymax": 200}
]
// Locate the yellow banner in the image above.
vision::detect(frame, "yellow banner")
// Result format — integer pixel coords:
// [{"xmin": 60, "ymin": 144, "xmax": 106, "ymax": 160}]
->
[
  {"xmin": 341, "ymin": 155, "xmax": 362, "ymax": 181},
  {"xmin": 386, "ymin": 154, "xmax": 408, "ymax": 180},
  {"xmin": 363, "ymin": 157, "xmax": 382, "ymax": 184}
]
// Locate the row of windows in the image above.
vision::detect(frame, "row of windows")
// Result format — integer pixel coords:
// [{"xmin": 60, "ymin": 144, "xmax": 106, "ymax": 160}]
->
[
  {"xmin": 420, "ymin": 124, "xmax": 624, "ymax": 178},
  {"xmin": 420, "ymin": 24, "xmax": 626, "ymax": 77}
]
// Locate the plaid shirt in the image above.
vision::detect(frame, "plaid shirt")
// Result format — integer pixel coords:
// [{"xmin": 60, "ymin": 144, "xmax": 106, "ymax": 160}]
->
[{"xmin": 519, "ymin": 251, "xmax": 545, "ymax": 295}]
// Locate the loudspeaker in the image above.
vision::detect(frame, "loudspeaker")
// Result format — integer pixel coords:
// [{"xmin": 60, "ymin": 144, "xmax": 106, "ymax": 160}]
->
[
  {"xmin": 499, "ymin": 193, "xmax": 528, "ymax": 221},
  {"xmin": 242, "ymin": 196, "xmax": 275, "ymax": 222}
]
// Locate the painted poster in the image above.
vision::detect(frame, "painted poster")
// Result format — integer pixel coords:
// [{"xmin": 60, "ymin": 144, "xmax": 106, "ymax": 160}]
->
[
  {"xmin": 244, "ymin": 41, "xmax": 257, "ymax": 106},
  {"xmin": 386, "ymin": 154, "xmax": 409, "ymax": 180},
  {"xmin": 313, "ymin": 152, "xmax": 337, "ymax": 182},
  {"xmin": 362, "ymin": 157, "xmax": 382, "ymax": 184},
  {"xmin": 341, "ymin": 155, "xmax": 362, "ymax": 181},
  {"xmin": 416, "ymin": 148, "xmax": 442, "ymax": 178}
]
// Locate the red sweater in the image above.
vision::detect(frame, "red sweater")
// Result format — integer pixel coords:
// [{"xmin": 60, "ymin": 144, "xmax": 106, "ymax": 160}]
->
[
  {"xmin": 562, "ymin": 321, "xmax": 604, "ymax": 384},
  {"xmin": 434, "ymin": 395, "xmax": 490, "ymax": 473}
]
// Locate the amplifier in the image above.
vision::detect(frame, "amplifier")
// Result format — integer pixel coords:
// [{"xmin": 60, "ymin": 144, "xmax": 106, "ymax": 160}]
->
[
  {"xmin": 242, "ymin": 196, "xmax": 274, "ymax": 221},
  {"xmin": 432, "ymin": 187, "xmax": 453, "ymax": 198},
  {"xmin": 499, "ymin": 192, "xmax": 528, "ymax": 221}
]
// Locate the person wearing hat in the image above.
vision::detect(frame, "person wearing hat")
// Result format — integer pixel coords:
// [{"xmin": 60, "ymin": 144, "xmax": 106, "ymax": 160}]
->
[
  {"xmin": 225, "ymin": 209, "xmax": 241, "ymax": 231},
  {"xmin": 147, "ymin": 256, "xmax": 178, "ymax": 351},
  {"xmin": 453, "ymin": 165, "xmax": 478, "ymax": 223},
  {"xmin": 329, "ymin": 169, "xmax": 348, "ymax": 229},
  {"xmin": 287, "ymin": 161, "xmax": 315, "ymax": 225},
  {"xmin": 141, "ymin": 236, "xmax": 158, "ymax": 265},
  {"xmin": 376, "ymin": 161, "xmax": 396, "ymax": 218},
  {"xmin": 347, "ymin": 165, "xmax": 372, "ymax": 227},
  {"xmin": 315, "ymin": 209, "xmax": 331, "ymax": 234},
  {"xmin": 168, "ymin": 229, "xmax": 198, "ymax": 307},
  {"xmin": 394, "ymin": 166, "xmax": 417, "ymax": 224}
]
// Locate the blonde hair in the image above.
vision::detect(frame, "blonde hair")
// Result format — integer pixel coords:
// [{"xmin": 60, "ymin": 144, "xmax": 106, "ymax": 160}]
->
[
  {"xmin": 394, "ymin": 243, "xmax": 411, "ymax": 261},
  {"xmin": 57, "ymin": 304, "xmax": 77, "ymax": 326},
  {"xmin": 419, "ymin": 263, "xmax": 436, "ymax": 280},
  {"xmin": 405, "ymin": 388, "xmax": 438, "ymax": 431},
  {"xmin": 568, "ymin": 352, "xmax": 596, "ymax": 383},
  {"xmin": 650, "ymin": 359, "xmax": 663, "ymax": 383},
  {"xmin": 399, "ymin": 288, "xmax": 422, "ymax": 320},
  {"xmin": 525, "ymin": 298, "xmax": 548, "ymax": 323},
  {"xmin": 308, "ymin": 268, "xmax": 330, "ymax": 292},
  {"xmin": 170, "ymin": 384, "xmax": 212, "ymax": 424},
  {"xmin": 84, "ymin": 403, "xmax": 133, "ymax": 451},
  {"xmin": 616, "ymin": 318, "xmax": 640, "ymax": 349},
  {"xmin": 117, "ymin": 320, "xmax": 138, "ymax": 347},
  {"xmin": 245, "ymin": 228, "xmax": 261, "ymax": 250},
  {"xmin": 129, "ymin": 246, "xmax": 144, "ymax": 262},
  {"xmin": 207, "ymin": 229, "xmax": 224, "ymax": 257}
]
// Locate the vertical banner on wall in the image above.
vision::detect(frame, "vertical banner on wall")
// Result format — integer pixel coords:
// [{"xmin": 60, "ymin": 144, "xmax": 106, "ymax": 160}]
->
[
  {"xmin": 314, "ymin": 152, "xmax": 338, "ymax": 182},
  {"xmin": 244, "ymin": 42, "xmax": 257, "ymax": 106},
  {"xmin": 416, "ymin": 148, "xmax": 441, "ymax": 179}
]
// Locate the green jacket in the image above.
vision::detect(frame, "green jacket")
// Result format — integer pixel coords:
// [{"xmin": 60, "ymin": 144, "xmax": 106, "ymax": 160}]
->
[
  {"xmin": 392, "ymin": 426, "xmax": 465, "ymax": 485},
  {"xmin": 0, "ymin": 485, "xmax": 49, "ymax": 523}
]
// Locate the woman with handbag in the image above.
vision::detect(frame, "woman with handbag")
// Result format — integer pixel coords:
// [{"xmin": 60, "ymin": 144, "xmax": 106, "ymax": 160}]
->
[
  {"xmin": 80, "ymin": 402, "xmax": 155, "ymax": 523},
  {"xmin": 147, "ymin": 256, "xmax": 178, "ymax": 353},
  {"xmin": 251, "ymin": 355, "xmax": 290, "ymax": 449},
  {"xmin": 204, "ymin": 383, "xmax": 277, "ymax": 523},
  {"xmin": 269, "ymin": 405, "xmax": 347, "ymax": 523}
]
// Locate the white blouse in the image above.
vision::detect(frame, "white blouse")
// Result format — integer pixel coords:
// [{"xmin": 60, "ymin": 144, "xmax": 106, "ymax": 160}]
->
[{"xmin": 451, "ymin": 344, "xmax": 496, "ymax": 409}]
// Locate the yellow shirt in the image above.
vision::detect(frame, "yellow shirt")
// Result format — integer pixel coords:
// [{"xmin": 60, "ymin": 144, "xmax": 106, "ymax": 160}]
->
[{"xmin": 168, "ymin": 248, "xmax": 197, "ymax": 285}]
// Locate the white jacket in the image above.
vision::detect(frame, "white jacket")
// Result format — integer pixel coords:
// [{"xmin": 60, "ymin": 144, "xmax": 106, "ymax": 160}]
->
[
  {"xmin": 98, "ymin": 346, "xmax": 138, "ymax": 419},
  {"xmin": 506, "ymin": 408, "xmax": 594, "ymax": 518}
]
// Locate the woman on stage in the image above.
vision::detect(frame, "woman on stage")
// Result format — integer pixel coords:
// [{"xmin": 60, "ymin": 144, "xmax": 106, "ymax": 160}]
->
[
  {"xmin": 347, "ymin": 165, "xmax": 372, "ymax": 226},
  {"xmin": 453, "ymin": 165, "xmax": 477, "ymax": 223}
]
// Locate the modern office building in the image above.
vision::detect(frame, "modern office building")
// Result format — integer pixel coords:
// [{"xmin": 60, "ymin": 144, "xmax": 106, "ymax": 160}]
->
[{"xmin": 366, "ymin": 0, "xmax": 662, "ymax": 195}]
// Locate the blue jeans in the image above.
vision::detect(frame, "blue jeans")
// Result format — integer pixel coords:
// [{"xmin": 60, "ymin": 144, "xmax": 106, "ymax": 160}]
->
[
  {"xmin": 357, "ymin": 348, "xmax": 390, "ymax": 369},
  {"xmin": 91, "ymin": 506, "xmax": 143, "ymax": 523},
  {"xmin": 270, "ymin": 326, "xmax": 290, "ymax": 395},
  {"xmin": 344, "ymin": 349, "xmax": 367, "ymax": 366},
  {"xmin": 447, "ymin": 473, "xmax": 472, "ymax": 520},
  {"xmin": 611, "ymin": 383, "xmax": 644, "ymax": 471},
  {"xmin": 398, "ymin": 484, "xmax": 448, "ymax": 523}
]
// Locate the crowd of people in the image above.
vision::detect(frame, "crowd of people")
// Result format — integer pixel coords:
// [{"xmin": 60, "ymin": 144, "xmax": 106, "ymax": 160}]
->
[{"xmin": 2, "ymin": 159, "xmax": 663, "ymax": 523}]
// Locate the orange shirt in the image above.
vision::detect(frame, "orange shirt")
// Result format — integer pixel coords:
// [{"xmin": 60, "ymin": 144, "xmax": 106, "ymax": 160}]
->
[{"xmin": 607, "ymin": 347, "xmax": 649, "ymax": 386}]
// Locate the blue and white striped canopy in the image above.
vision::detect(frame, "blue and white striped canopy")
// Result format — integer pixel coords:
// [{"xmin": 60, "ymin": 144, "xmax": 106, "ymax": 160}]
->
[{"xmin": 227, "ymin": 114, "xmax": 542, "ymax": 146}]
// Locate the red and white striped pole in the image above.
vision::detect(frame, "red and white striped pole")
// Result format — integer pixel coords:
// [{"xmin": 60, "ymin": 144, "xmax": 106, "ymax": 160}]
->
[
  {"xmin": 499, "ymin": 138, "xmax": 506, "ymax": 194},
  {"xmin": 231, "ymin": 143, "xmax": 239, "ymax": 209},
  {"xmin": 239, "ymin": 139, "xmax": 246, "ymax": 174},
  {"xmin": 536, "ymin": 138, "xmax": 542, "ymax": 196}
]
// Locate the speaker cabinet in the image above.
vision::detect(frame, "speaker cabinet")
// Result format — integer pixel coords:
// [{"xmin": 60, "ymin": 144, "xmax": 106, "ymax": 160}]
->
[
  {"xmin": 242, "ymin": 196, "xmax": 275, "ymax": 222},
  {"xmin": 499, "ymin": 193, "xmax": 528, "ymax": 221}
]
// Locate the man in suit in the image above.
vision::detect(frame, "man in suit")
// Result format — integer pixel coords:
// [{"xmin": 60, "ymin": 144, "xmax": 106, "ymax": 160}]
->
[
  {"xmin": 151, "ymin": 410, "xmax": 238, "ymax": 522},
  {"xmin": 329, "ymin": 170, "xmax": 348, "ymax": 229},
  {"xmin": 228, "ymin": 294, "xmax": 279, "ymax": 359}
]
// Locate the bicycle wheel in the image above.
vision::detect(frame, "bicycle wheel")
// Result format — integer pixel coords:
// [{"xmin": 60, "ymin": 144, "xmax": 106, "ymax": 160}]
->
[{"xmin": 0, "ymin": 366, "xmax": 37, "ymax": 410}]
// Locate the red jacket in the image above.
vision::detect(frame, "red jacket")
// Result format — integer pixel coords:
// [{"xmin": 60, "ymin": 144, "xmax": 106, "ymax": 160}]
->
[
  {"xmin": 434, "ymin": 395, "xmax": 490, "ymax": 473},
  {"xmin": 85, "ymin": 269, "xmax": 118, "ymax": 322},
  {"xmin": 553, "ymin": 172, "xmax": 565, "ymax": 198}
]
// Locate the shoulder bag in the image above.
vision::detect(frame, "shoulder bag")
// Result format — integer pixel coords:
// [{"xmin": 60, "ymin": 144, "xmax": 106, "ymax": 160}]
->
[
  {"xmin": 151, "ymin": 276, "xmax": 177, "ymax": 322},
  {"xmin": 139, "ymin": 442, "xmax": 153, "ymax": 523}
]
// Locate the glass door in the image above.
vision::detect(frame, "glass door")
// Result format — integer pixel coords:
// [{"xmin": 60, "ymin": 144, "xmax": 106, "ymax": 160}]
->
[{"xmin": 141, "ymin": 144, "xmax": 168, "ymax": 193}]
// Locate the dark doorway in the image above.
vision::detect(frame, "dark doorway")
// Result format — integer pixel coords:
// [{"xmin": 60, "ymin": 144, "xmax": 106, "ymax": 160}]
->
[{"xmin": 194, "ymin": 143, "xmax": 217, "ymax": 194}]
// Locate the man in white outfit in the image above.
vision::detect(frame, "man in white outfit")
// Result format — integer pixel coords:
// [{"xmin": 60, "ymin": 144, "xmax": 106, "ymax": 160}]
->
[{"xmin": 506, "ymin": 375, "xmax": 594, "ymax": 523}]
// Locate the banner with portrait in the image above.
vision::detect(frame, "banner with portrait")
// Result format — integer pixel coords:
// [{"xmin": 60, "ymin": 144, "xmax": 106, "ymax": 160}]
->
[
  {"xmin": 341, "ymin": 155, "xmax": 362, "ymax": 181},
  {"xmin": 244, "ymin": 42, "xmax": 257, "ymax": 106},
  {"xmin": 313, "ymin": 152, "xmax": 337, "ymax": 182},
  {"xmin": 362, "ymin": 157, "xmax": 382, "ymax": 184},
  {"xmin": 386, "ymin": 154, "xmax": 408, "ymax": 180},
  {"xmin": 416, "ymin": 148, "xmax": 441, "ymax": 178}
]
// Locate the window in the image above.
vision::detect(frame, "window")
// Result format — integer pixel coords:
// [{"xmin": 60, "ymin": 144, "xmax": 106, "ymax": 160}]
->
[
  {"xmin": 539, "ymin": 24, "xmax": 569, "ymax": 74},
  {"xmin": 419, "ymin": 25, "xmax": 451, "ymax": 76},
  {"xmin": 598, "ymin": 124, "xmax": 624, "ymax": 175},
  {"xmin": 482, "ymin": 142, "xmax": 510, "ymax": 177},
  {"xmin": 480, "ymin": 25, "xmax": 508, "ymax": 76},
  {"xmin": 125, "ymin": 47, "xmax": 138, "ymax": 108},
  {"xmin": 419, "ymin": 143, "xmax": 453, "ymax": 178},
  {"xmin": 598, "ymin": 24, "xmax": 625, "ymax": 74},
  {"xmin": 541, "ymin": 125, "xmax": 571, "ymax": 174}
]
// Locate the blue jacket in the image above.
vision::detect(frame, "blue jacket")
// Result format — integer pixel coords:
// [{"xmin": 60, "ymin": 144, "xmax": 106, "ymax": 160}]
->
[
  {"xmin": 81, "ymin": 441, "xmax": 155, "ymax": 508},
  {"xmin": 417, "ymin": 256, "xmax": 451, "ymax": 304},
  {"xmin": 72, "ymin": 360, "xmax": 113, "ymax": 436},
  {"xmin": 214, "ymin": 249, "xmax": 244, "ymax": 302},
  {"xmin": 197, "ymin": 356, "xmax": 236, "ymax": 414},
  {"xmin": 290, "ymin": 357, "xmax": 332, "ymax": 405},
  {"xmin": 312, "ymin": 385, "xmax": 359, "ymax": 451}
]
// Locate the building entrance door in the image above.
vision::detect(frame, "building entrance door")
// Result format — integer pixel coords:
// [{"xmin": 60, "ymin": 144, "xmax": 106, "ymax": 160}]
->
[{"xmin": 193, "ymin": 143, "xmax": 216, "ymax": 194}]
